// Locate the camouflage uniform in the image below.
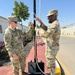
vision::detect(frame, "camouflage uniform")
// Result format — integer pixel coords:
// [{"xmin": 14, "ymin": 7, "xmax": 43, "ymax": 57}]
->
[
  {"xmin": 4, "ymin": 27, "xmax": 26, "ymax": 75},
  {"xmin": 40, "ymin": 10, "xmax": 61, "ymax": 75},
  {"xmin": 4, "ymin": 16, "xmax": 32, "ymax": 75}
]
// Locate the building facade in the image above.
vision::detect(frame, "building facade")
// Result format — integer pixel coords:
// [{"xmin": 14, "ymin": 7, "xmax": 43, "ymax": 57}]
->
[{"xmin": 61, "ymin": 24, "xmax": 75, "ymax": 36}]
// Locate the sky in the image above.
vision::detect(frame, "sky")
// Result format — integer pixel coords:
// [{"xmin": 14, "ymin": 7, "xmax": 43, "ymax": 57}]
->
[{"xmin": 0, "ymin": 0, "xmax": 75, "ymax": 27}]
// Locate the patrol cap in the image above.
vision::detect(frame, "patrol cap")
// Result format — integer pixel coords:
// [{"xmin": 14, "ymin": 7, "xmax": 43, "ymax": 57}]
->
[
  {"xmin": 47, "ymin": 9, "xmax": 58, "ymax": 16},
  {"xmin": 8, "ymin": 15, "xmax": 18, "ymax": 22}
]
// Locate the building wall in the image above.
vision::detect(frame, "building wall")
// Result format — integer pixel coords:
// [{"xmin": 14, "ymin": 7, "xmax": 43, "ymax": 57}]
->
[
  {"xmin": 61, "ymin": 25, "xmax": 75, "ymax": 36},
  {"xmin": 0, "ymin": 16, "xmax": 8, "ymax": 41}
]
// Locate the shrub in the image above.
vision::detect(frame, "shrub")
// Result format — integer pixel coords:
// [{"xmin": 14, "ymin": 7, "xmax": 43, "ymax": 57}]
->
[{"xmin": 0, "ymin": 47, "xmax": 10, "ymax": 61}]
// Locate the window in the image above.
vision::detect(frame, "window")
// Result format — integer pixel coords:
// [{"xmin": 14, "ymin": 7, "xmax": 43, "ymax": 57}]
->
[{"xmin": 0, "ymin": 25, "xmax": 2, "ymax": 33}]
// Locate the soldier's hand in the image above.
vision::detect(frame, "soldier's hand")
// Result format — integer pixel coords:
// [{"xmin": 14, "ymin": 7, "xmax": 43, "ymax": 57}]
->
[
  {"xmin": 13, "ymin": 54, "xmax": 18, "ymax": 60},
  {"xmin": 41, "ymin": 33, "xmax": 44, "ymax": 37},
  {"xmin": 35, "ymin": 18, "xmax": 43, "ymax": 25},
  {"xmin": 29, "ymin": 22, "xmax": 34, "ymax": 29},
  {"xmin": 35, "ymin": 27, "xmax": 38, "ymax": 31}
]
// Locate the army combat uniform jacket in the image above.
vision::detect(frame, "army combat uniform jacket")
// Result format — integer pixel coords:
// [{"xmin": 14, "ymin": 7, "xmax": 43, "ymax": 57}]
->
[
  {"xmin": 4, "ymin": 27, "xmax": 24, "ymax": 54},
  {"xmin": 40, "ymin": 20, "xmax": 61, "ymax": 48}
]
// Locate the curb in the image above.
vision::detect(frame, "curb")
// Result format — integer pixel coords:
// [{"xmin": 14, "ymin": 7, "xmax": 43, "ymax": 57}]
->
[
  {"xmin": 56, "ymin": 56, "xmax": 71, "ymax": 75},
  {"xmin": 61, "ymin": 35, "xmax": 75, "ymax": 38},
  {"xmin": 56, "ymin": 60, "xmax": 61, "ymax": 75}
]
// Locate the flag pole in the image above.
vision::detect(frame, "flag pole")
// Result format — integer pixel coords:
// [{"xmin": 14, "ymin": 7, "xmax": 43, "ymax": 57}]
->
[{"xmin": 33, "ymin": 0, "xmax": 37, "ymax": 62}]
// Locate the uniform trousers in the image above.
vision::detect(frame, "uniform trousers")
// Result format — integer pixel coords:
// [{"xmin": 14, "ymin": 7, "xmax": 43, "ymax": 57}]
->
[
  {"xmin": 8, "ymin": 49, "xmax": 26, "ymax": 75},
  {"xmin": 45, "ymin": 45, "xmax": 59, "ymax": 75}
]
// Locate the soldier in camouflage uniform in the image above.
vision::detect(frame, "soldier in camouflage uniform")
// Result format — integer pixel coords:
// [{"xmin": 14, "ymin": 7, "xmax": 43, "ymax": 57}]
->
[
  {"xmin": 35, "ymin": 10, "xmax": 61, "ymax": 75},
  {"xmin": 4, "ymin": 15, "xmax": 33, "ymax": 75}
]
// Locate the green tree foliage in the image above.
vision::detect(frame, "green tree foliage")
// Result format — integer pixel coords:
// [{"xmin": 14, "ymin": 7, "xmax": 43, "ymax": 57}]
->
[
  {"xmin": 23, "ymin": 28, "xmax": 34, "ymax": 46},
  {"xmin": 0, "ymin": 47, "xmax": 9, "ymax": 60},
  {"xmin": 36, "ymin": 24, "xmax": 40, "ymax": 28},
  {"xmin": 12, "ymin": 1, "xmax": 30, "ymax": 22}
]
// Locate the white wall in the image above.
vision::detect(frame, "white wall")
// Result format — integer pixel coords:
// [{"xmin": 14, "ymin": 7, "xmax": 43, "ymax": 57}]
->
[
  {"xmin": 23, "ymin": 25, "xmax": 28, "ymax": 32},
  {"xmin": 61, "ymin": 25, "xmax": 75, "ymax": 36},
  {"xmin": 0, "ymin": 16, "xmax": 8, "ymax": 41},
  {"xmin": 0, "ymin": 16, "xmax": 8, "ymax": 32}
]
